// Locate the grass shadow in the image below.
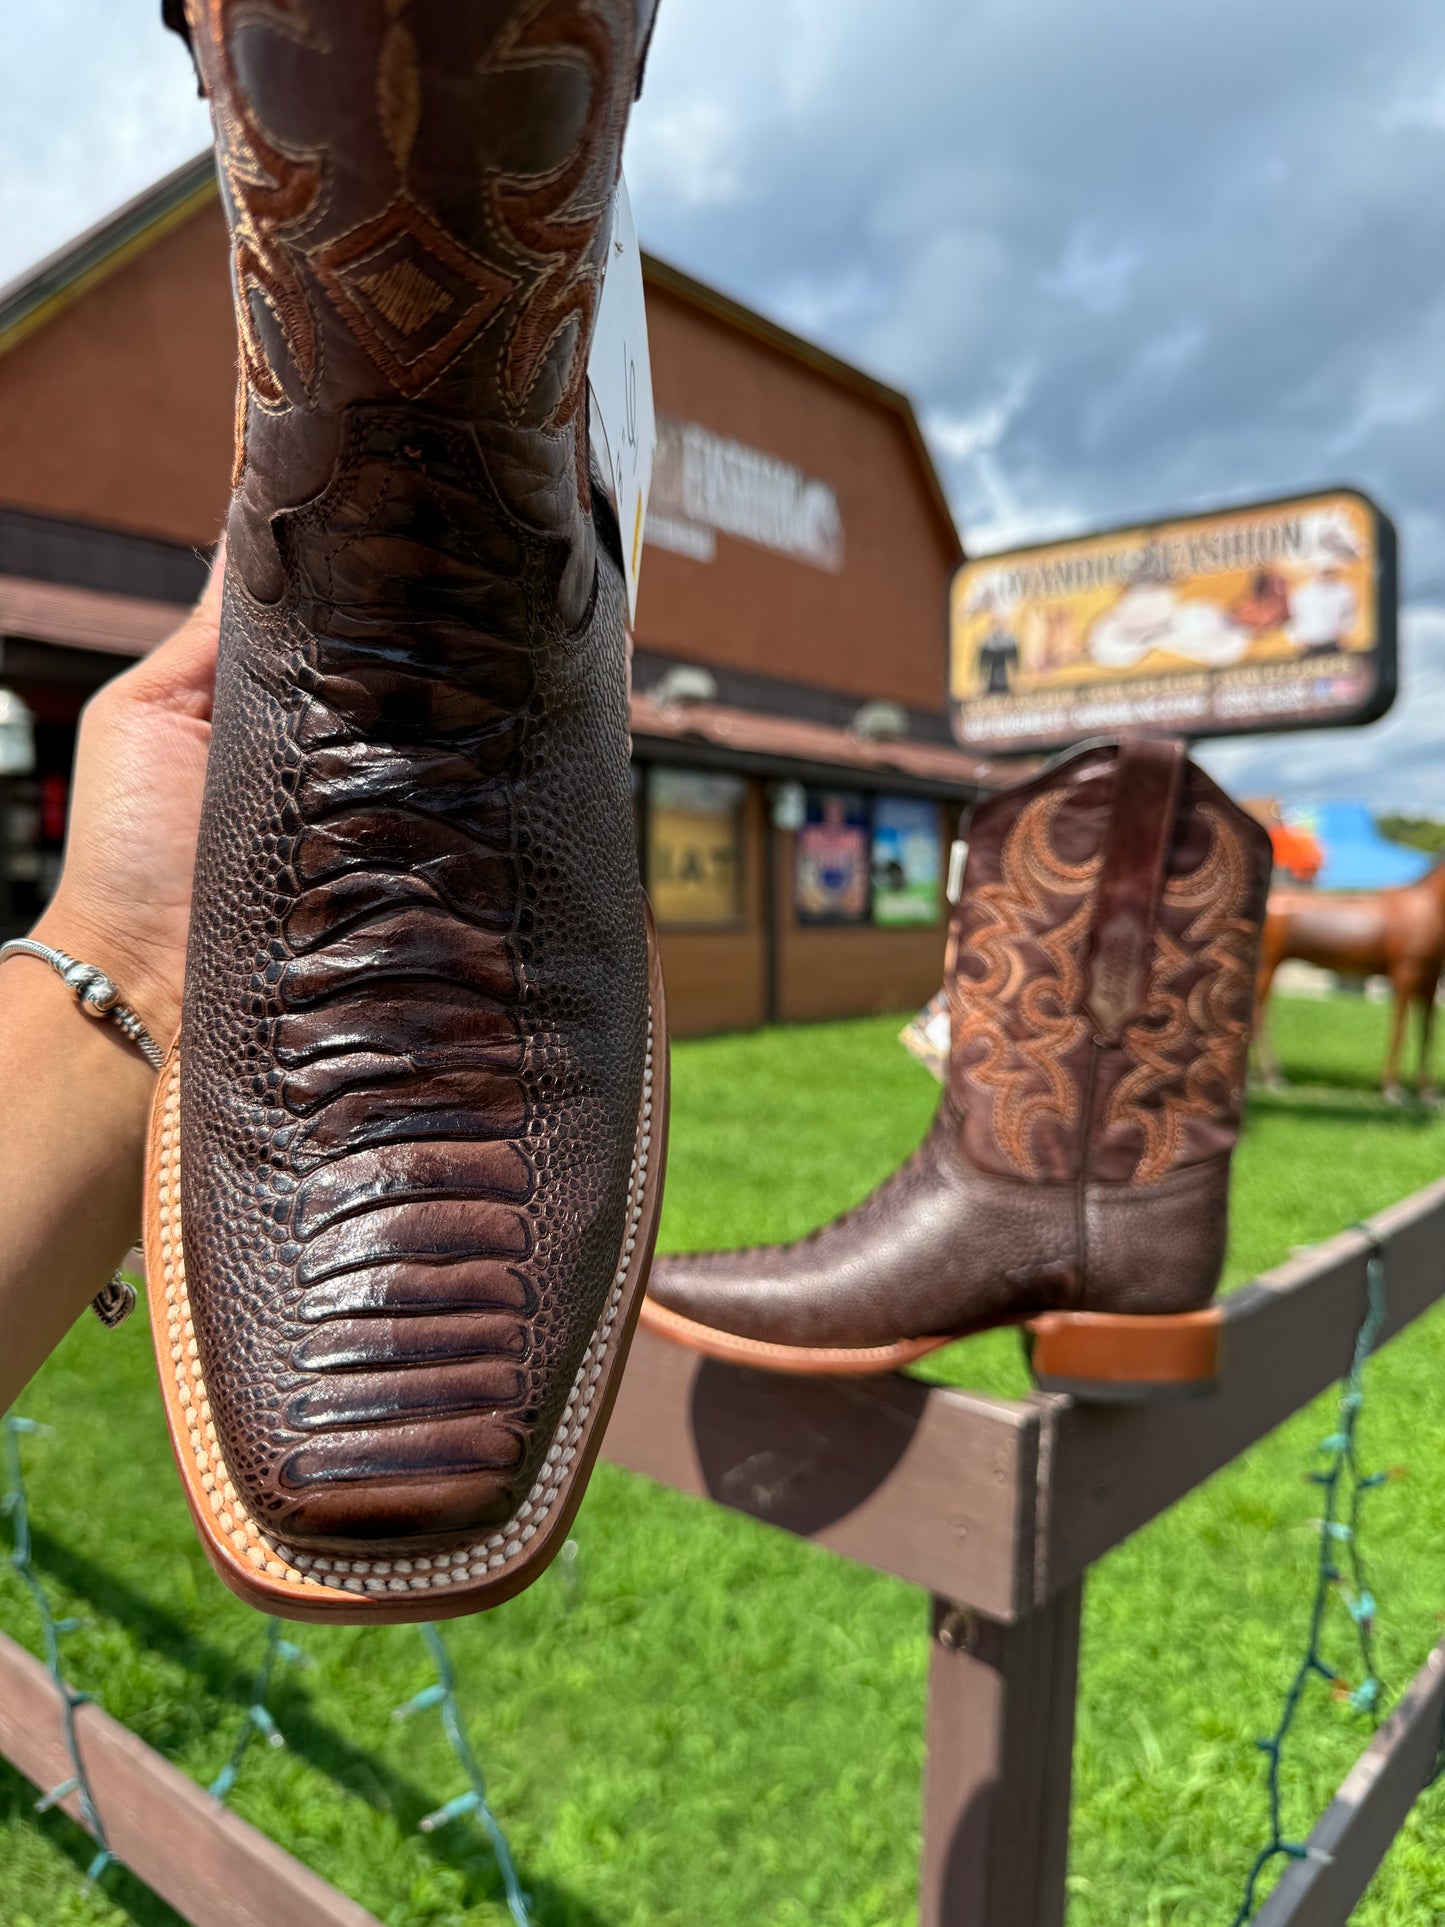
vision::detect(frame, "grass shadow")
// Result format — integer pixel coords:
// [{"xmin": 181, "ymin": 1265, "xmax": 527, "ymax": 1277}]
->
[
  {"xmin": 16, "ymin": 1525, "xmax": 611, "ymax": 1927},
  {"xmin": 1247, "ymin": 1084, "xmax": 1441, "ymax": 1128},
  {"xmin": 0, "ymin": 1754, "xmax": 186, "ymax": 1927}
]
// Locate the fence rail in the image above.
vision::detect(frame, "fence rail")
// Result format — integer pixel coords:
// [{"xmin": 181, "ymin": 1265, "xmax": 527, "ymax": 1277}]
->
[
  {"xmin": 3, "ymin": 1175, "xmax": 1444, "ymax": 1924},
  {"xmin": 0, "ymin": 1627, "xmax": 381, "ymax": 1927},
  {"xmin": 1252, "ymin": 1638, "xmax": 1445, "ymax": 1927},
  {"xmin": 603, "ymin": 1175, "xmax": 1445, "ymax": 1925}
]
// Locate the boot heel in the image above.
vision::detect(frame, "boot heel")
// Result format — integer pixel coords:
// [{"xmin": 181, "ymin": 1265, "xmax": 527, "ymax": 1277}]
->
[{"xmin": 1025, "ymin": 1307, "xmax": 1221, "ymax": 1400}]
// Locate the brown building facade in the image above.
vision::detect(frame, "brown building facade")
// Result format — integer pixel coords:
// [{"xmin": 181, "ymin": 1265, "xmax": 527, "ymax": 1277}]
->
[{"xmin": 0, "ymin": 157, "xmax": 999, "ymax": 1035}]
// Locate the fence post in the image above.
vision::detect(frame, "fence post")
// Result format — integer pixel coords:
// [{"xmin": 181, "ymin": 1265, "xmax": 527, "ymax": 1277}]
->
[{"xmin": 920, "ymin": 1581, "xmax": 1084, "ymax": 1926}]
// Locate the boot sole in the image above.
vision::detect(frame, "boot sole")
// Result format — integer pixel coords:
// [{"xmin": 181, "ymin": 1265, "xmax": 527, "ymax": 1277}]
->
[
  {"xmin": 638, "ymin": 1297, "xmax": 1221, "ymax": 1400},
  {"xmin": 144, "ymin": 913, "xmax": 669, "ymax": 1623}
]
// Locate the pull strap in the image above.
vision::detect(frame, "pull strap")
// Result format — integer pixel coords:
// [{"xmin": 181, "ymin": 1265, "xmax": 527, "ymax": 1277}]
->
[{"xmin": 1083, "ymin": 736, "xmax": 1187, "ymax": 1043}]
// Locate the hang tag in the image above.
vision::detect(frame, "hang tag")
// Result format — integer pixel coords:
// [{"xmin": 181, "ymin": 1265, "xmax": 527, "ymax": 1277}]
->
[
  {"xmin": 946, "ymin": 838, "xmax": 970, "ymax": 905},
  {"xmin": 587, "ymin": 175, "xmax": 655, "ymax": 625},
  {"xmin": 899, "ymin": 988, "xmax": 950, "ymax": 1085}
]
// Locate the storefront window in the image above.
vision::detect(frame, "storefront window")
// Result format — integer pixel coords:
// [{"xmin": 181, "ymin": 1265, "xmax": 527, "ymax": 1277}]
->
[
  {"xmin": 647, "ymin": 768, "xmax": 747, "ymax": 926},
  {"xmin": 871, "ymin": 796, "xmax": 942, "ymax": 925},
  {"xmin": 795, "ymin": 789, "xmax": 870, "ymax": 924},
  {"xmin": 0, "ymin": 689, "xmax": 75, "ymax": 937}
]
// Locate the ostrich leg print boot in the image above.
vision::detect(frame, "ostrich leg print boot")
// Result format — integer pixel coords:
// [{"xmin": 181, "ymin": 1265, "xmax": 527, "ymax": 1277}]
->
[
  {"xmin": 643, "ymin": 739, "xmax": 1272, "ymax": 1397},
  {"xmin": 144, "ymin": 0, "xmax": 667, "ymax": 1620}
]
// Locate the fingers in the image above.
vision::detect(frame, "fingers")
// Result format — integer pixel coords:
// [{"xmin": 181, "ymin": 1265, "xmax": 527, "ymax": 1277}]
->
[{"xmin": 118, "ymin": 537, "xmax": 226, "ymax": 722}]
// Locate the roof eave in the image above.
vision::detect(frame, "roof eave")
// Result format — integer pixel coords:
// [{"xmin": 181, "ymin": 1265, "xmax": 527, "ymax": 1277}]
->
[
  {"xmin": 0, "ymin": 158, "xmax": 965, "ymax": 571},
  {"xmin": 0, "ymin": 152, "xmax": 217, "ymax": 360},
  {"xmin": 641, "ymin": 250, "xmax": 964, "ymax": 568}
]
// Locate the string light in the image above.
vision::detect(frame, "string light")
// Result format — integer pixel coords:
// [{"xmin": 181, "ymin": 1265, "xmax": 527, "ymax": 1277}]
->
[
  {"xmin": 2, "ymin": 1414, "xmax": 116, "ymax": 1886},
  {"xmin": 1230, "ymin": 1231, "xmax": 1391, "ymax": 1923},
  {"xmin": 205, "ymin": 1610, "xmax": 531, "ymax": 1924},
  {"xmin": 6, "ymin": 1413, "xmax": 529, "ymax": 1920},
  {"xmin": 207, "ymin": 1617, "xmax": 304, "ymax": 1800},
  {"xmin": 395, "ymin": 1622, "xmax": 532, "ymax": 1926}
]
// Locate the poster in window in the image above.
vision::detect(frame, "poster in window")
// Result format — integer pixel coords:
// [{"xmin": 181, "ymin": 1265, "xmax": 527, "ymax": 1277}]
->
[
  {"xmin": 647, "ymin": 768, "xmax": 746, "ymax": 926},
  {"xmin": 871, "ymin": 797, "xmax": 941, "ymax": 926},
  {"xmin": 795, "ymin": 790, "xmax": 869, "ymax": 923}
]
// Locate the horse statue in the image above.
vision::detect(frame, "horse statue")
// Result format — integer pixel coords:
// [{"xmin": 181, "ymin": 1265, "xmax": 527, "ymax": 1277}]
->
[{"xmin": 1254, "ymin": 857, "xmax": 1445, "ymax": 1101}]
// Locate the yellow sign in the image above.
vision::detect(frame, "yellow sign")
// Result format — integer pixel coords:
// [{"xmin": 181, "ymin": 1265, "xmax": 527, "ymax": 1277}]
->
[
  {"xmin": 647, "ymin": 770, "xmax": 745, "ymax": 926},
  {"xmin": 949, "ymin": 489, "xmax": 1396, "ymax": 752}
]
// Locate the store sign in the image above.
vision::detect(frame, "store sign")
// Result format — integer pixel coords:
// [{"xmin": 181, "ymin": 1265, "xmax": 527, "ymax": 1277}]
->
[
  {"xmin": 871, "ymin": 797, "xmax": 942, "ymax": 926},
  {"xmin": 949, "ymin": 489, "xmax": 1397, "ymax": 753},
  {"xmin": 647, "ymin": 769, "xmax": 745, "ymax": 926},
  {"xmin": 647, "ymin": 415, "xmax": 845, "ymax": 572},
  {"xmin": 796, "ymin": 790, "xmax": 869, "ymax": 924}
]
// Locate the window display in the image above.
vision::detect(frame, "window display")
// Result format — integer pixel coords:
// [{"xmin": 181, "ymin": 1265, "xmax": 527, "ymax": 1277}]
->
[
  {"xmin": 647, "ymin": 768, "xmax": 747, "ymax": 926},
  {"xmin": 871, "ymin": 796, "xmax": 942, "ymax": 926},
  {"xmin": 795, "ymin": 789, "xmax": 870, "ymax": 924}
]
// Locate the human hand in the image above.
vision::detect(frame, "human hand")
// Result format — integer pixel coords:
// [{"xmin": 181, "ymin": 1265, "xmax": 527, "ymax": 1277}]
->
[{"xmin": 30, "ymin": 545, "xmax": 223, "ymax": 1046}]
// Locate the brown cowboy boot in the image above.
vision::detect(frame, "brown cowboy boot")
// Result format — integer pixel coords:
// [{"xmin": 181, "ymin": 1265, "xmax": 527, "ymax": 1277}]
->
[
  {"xmin": 643, "ymin": 739, "xmax": 1271, "ymax": 1396},
  {"xmin": 144, "ymin": 0, "xmax": 667, "ymax": 1620}
]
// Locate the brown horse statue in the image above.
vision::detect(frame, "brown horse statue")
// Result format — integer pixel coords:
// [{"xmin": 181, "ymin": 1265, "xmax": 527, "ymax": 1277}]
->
[{"xmin": 1255, "ymin": 859, "xmax": 1445, "ymax": 1101}]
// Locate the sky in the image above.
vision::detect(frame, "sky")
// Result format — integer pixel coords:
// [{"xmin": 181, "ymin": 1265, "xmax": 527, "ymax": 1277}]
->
[{"xmin": 5, "ymin": 0, "xmax": 1445, "ymax": 811}]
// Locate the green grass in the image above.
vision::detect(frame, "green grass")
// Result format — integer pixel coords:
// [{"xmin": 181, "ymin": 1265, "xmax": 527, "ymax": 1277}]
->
[{"xmin": 5, "ymin": 994, "xmax": 1445, "ymax": 1925}]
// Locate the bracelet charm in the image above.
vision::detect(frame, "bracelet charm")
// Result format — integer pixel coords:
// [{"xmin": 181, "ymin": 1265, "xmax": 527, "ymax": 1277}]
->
[{"xmin": 62, "ymin": 959, "xmax": 120, "ymax": 1015}]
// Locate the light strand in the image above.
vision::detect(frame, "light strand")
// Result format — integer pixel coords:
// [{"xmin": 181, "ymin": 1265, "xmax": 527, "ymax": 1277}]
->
[
  {"xmin": 2, "ymin": 1413, "xmax": 116, "ymax": 1886},
  {"xmin": 396, "ymin": 1622, "xmax": 532, "ymax": 1926},
  {"xmin": 1231, "ymin": 1231, "xmax": 1391, "ymax": 1923}
]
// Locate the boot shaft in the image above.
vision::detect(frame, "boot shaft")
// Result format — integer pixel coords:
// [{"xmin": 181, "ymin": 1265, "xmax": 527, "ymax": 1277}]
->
[
  {"xmin": 166, "ymin": 0, "xmax": 658, "ymax": 1573},
  {"xmin": 949, "ymin": 738, "xmax": 1273, "ymax": 1190},
  {"xmin": 181, "ymin": 0, "xmax": 651, "ymax": 609}
]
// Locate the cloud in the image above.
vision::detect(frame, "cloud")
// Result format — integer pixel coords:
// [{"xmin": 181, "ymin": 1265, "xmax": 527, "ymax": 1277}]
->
[
  {"xmin": 1198, "ymin": 606, "xmax": 1445, "ymax": 813},
  {"xmin": 5, "ymin": 0, "xmax": 1445, "ymax": 814},
  {"xmin": 626, "ymin": 98, "xmax": 743, "ymax": 212},
  {"xmin": 0, "ymin": 1, "xmax": 208, "ymax": 293},
  {"xmin": 625, "ymin": 0, "xmax": 1445, "ymax": 812},
  {"xmin": 1043, "ymin": 225, "xmax": 1141, "ymax": 318}
]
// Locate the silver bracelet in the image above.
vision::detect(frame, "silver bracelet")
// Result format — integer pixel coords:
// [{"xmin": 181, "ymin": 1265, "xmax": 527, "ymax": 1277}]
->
[{"xmin": 0, "ymin": 937, "xmax": 165, "ymax": 1330}]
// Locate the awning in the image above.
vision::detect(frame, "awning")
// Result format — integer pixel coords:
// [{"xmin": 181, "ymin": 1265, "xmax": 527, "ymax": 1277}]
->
[
  {"xmin": 629, "ymin": 691, "xmax": 1016, "ymax": 796},
  {"xmin": 0, "ymin": 575, "xmax": 183, "ymax": 656},
  {"xmin": 0, "ymin": 576, "xmax": 1022, "ymax": 797}
]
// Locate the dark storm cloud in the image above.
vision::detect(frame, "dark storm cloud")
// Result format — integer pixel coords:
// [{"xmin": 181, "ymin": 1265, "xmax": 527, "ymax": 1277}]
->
[
  {"xmin": 631, "ymin": 1, "xmax": 1445, "ymax": 550},
  {"xmin": 6, "ymin": 0, "xmax": 1445, "ymax": 803},
  {"xmin": 627, "ymin": 0, "xmax": 1445, "ymax": 806}
]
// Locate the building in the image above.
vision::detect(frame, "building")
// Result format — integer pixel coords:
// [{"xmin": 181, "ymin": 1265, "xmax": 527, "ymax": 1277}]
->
[{"xmin": 0, "ymin": 157, "xmax": 1002, "ymax": 1035}]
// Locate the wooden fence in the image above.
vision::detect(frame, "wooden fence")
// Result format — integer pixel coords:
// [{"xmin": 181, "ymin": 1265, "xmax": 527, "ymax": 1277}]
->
[
  {"xmin": 3, "ymin": 1175, "xmax": 1444, "ymax": 1924},
  {"xmin": 602, "ymin": 1174, "xmax": 1445, "ymax": 1925}
]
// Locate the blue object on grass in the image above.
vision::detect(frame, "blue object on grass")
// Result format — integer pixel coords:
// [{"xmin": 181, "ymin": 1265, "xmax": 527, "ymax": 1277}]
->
[{"xmin": 1285, "ymin": 802, "xmax": 1433, "ymax": 892}]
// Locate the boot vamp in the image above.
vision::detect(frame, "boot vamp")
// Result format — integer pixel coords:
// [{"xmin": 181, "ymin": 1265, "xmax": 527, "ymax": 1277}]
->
[
  {"xmin": 649, "ymin": 1116, "xmax": 1079, "ymax": 1351},
  {"xmin": 181, "ymin": 443, "xmax": 648, "ymax": 1554}
]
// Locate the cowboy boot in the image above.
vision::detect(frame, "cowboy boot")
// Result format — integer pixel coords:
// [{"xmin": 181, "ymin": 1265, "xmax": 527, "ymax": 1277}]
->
[
  {"xmin": 643, "ymin": 738, "xmax": 1272, "ymax": 1396},
  {"xmin": 144, "ymin": 0, "xmax": 667, "ymax": 1621}
]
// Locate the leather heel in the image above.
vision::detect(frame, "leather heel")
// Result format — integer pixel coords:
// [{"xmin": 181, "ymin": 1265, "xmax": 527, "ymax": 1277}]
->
[{"xmin": 1025, "ymin": 1306, "xmax": 1222, "ymax": 1400}]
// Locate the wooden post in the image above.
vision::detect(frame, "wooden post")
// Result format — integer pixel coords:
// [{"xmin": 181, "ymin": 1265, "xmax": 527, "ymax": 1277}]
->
[
  {"xmin": 920, "ymin": 1582, "xmax": 1083, "ymax": 1927},
  {"xmin": 9, "ymin": 1179, "xmax": 1442, "ymax": 1924},
  {"xmin": 1036, "ymin": 1181, "xmax": 1445, "ymax": 1596},
  {"xmin": 0, "ymin": 1629, "xmax": 381, "ymax": 1927}
]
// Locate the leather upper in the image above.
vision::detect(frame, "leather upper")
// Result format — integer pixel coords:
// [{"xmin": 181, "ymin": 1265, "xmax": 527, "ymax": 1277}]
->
[
  {"xmin": 649, "ymin": 740, "xmax": 1273, "ymax": 1350},
  {"xmin": 952, "ymin": 743, "xmax": 1269, "ymax": 1188},
  {"xmin": 179, "ymin": 0, "xmax": 651, "ymax": 1549}
]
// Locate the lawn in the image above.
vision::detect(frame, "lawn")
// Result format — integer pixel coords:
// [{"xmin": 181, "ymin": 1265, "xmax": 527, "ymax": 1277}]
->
[{"xmin": 4, "ymin": 994, "xmax": 1445, "ymax": 1926}]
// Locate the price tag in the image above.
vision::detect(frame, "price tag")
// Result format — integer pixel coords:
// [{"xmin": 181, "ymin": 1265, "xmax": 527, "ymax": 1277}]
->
[
  {"xmin": 899, "ymin": 987, "xmax": 950, "ymax": 1085},
  {"xmin": 587, "ymin": 174, "xmax": 655, "ymax": 625}
]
